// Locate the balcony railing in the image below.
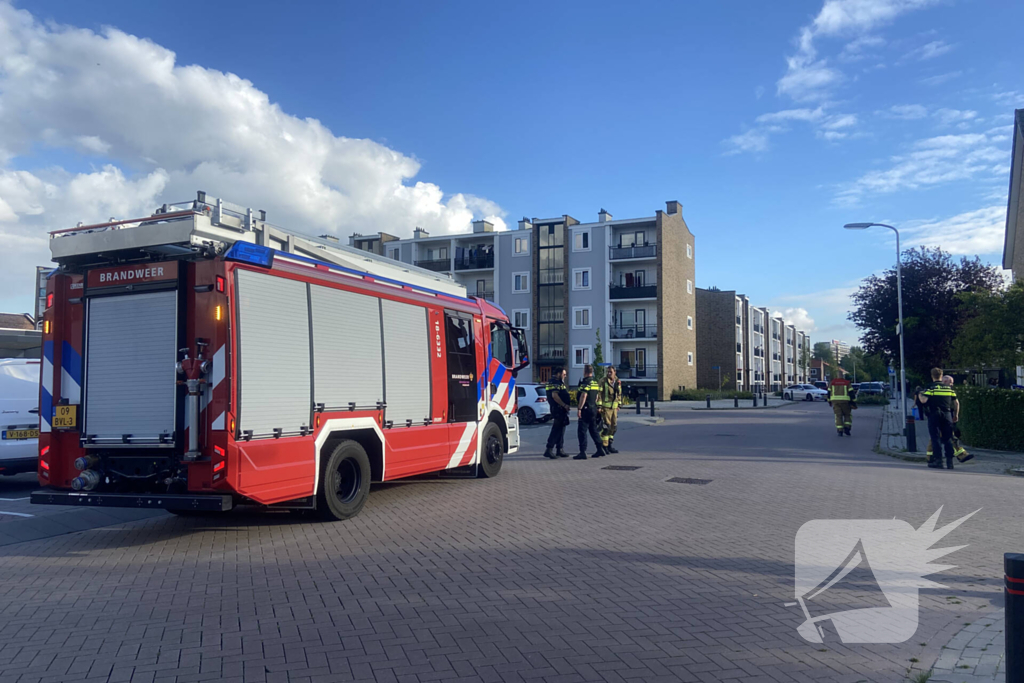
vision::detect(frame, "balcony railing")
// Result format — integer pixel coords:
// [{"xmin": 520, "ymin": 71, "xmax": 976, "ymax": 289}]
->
[
  {"xmin": 414, "ymin": 259, "xmax": 451, "ymax": 272},
  {"xmin": 454, "ymin": 254, "xmax": 494, "ymax": 270},
  {"xmin": 538, "ymin": 345, "xmax": 565, "ymax": 361},
  {"xmin": 610, "ymin": 283, "xmax": 657, "ymax": 299},
  {"xmin": 609, "ymin": 244, "xmax": 658, "ymax": 260},
  {"xmin": 472, "ymin": 290, "xmax": 494, "ymax": 301},
  {"xmin": 610, "ymin": 325, "xmax": 658, "ymax": 340},
  {"xmin": 616, "ymin": 364, "xmax": 658, "ymax": 380}
]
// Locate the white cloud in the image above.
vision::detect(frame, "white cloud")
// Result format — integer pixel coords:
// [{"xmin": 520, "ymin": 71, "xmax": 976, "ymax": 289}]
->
[
  {"xmin": 837, "ymin": 132, "xmax": 1007, "ymax": 204},
  {"xmin": 919, "ymin": 70, "xmax": 962, "ymax": 86},
  {"xmin": 723, "ymin": 129, "xmax": 770, "ymax": 155},
  {"xmin": 726, "ymin": 0, "xmax": 939, "ymax": 153},
  {"xmin": 778, "ymin": 0, "xmax": 939, "ymax": 101},
  {"xmin": 902, "ymin": 39, "xmax": 953, "ymax": 61},
  {"xmin": 934, "ymin": 108, "xmax": 977, "ymax": 127},
  {"xmin": 775, "ymin": 307, "xmax": 817, "ymax": 332},
  {"xmin": 0, "ymin": 2, "xmax": 506, "ymax": 311},
  {"xmin": 992, "ymin": 91, "xmax": 1024, "ymax": 107},
  {"xmin": 902, "ymin": 205, "xmax": 1007, "ymax": 255},
  {"xmin": 757, "ymin": 107, "xmax": 827, "ymax": 124},
  {"xmin": 839, "ymin": 34, "xmax": 885, "ymax": 62},
  {"xmin": 881, "ymin": 104, "xmax": 928, "ymax": 119}
]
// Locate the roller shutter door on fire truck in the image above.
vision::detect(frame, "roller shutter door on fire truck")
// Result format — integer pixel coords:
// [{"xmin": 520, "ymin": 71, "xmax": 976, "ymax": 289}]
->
[
  {"xmin": 236, "ymin": 270, "xmax": 311, "ymax": 438},
  {"xmin": 380, "ymin": 299, "xmax": 431, "ymax": 426},
  {"xmin": 84, "ymin": 290, "xmax": 178, "ymax": 444},
  {"xmin": 309, "ymin": 284, "xmax": 383, "ymax": 410}
]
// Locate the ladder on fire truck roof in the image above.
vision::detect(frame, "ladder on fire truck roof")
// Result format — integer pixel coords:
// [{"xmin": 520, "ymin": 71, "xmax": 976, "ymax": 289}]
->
[{"xmin": 48, "ymin": 191, "xmax": 467, "ymax": 298}]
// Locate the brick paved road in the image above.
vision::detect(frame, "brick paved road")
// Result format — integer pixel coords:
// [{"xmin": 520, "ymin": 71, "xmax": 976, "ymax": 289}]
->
[{"xmin": 0, "ymin": 403, "xmax": 1020, "ymax": 683}]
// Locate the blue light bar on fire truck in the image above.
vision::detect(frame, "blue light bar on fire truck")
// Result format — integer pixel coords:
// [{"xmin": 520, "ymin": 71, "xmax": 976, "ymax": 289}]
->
[{"xmin": 224, "ymin": 242, "xmax": 275, "ymax": 268}]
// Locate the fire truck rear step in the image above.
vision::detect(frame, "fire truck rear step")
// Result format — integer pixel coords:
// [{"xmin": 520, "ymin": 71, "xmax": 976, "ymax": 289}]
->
[{"xmin": 30, "ymin": 490, "xmax": 233, "ymax": 512}]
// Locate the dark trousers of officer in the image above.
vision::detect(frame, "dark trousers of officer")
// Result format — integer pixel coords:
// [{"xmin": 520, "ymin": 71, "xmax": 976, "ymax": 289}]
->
[
  {"xmin": 546, "ymin": 413, "xmax": 568, "ymax": 451},
  {"xmin": 926, "ymin": 411, "xmax": 955, "ymax": 466},
  {"xmin": 577, "ymin": 407, "xmax": 604, "ymax": 455}
]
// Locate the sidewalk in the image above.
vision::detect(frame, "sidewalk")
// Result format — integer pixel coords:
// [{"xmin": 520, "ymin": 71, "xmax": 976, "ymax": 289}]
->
[
  {"xmin": 876, "ymin": 401, "xmax": 1024, "ymax": 476},
  {"xmin": 927, "ymin": 609, "xmax": 1005, "ymax": 683}
]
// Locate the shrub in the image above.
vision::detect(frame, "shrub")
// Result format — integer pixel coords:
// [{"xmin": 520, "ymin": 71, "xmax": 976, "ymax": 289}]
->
[
  {"xmin": 955, "ymin": 386, "xmax": 1024, "ymax": 451},
  {"xmin": 855, "ymin": 394, "xmax": 890, "ymax": 406},
  {"xmin": 671, "ymin": 389, "xmax": 754, "ymax": 401}
]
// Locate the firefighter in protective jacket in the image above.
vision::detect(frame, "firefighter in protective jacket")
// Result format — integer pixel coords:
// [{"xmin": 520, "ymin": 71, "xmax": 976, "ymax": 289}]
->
[
  {"xmin": 827, "ymin": 376, "xmax": 856, "ymax": 436},
  {"xmin": 598, "ymin": 366, "xmax": 622, "ymax": 454}
]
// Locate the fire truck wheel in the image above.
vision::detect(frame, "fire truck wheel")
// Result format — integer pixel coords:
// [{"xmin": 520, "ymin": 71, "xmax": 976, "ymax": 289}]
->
[
  {"xmin": 317, "ymin": 440, "xmax": 371, "ymax": 521},
  {"xmin": 478, "ymin": 422, "xmax": 504, "ymax": 479}
]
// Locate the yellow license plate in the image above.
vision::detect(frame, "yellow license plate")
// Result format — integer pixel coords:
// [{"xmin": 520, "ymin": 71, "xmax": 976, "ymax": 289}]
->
[
  {"xmin": 53, "ymin": 405, "xmax": 78, "ymax": 429},
  {"xmin": 3, "ymin": 429, "xmax": 38, "ymax": 440}
]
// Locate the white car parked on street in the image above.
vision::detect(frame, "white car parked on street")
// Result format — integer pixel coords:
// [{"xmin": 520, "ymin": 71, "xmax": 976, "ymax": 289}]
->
[
  {"xmin": 783, "ymin": 384, "xmax": 828, "ymax": 402},
  {"xmin": 1, "ymin": 358, "xmax": 41, "ymax": 477},
  {"xmin": 516, "ymin": 383, "xmax": 552, "ymax": 425}
]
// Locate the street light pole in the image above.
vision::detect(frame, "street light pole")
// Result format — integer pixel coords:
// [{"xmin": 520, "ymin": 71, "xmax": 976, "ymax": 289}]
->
[{"xmin": 843, "ymin": 222, "xmax": 913, "ymax": 449}]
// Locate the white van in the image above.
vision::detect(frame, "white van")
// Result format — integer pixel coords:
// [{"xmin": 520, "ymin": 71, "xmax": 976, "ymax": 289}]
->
[{"xmin": 1, "ymin": 359, "xmax": 40, "ymax": 476}]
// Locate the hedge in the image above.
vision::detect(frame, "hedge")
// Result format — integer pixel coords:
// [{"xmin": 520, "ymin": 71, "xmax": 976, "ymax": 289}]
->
[
  {"xmin": 955, "ymin": 386, "xmax": 1024, "ymax": 452},
  {"xmin": 671, "ymin": 389, "xmax": 755, "ymax": 401},
  {"xmin": 855, "ymin": 394, "xmax": 890, "ymax": 406}
]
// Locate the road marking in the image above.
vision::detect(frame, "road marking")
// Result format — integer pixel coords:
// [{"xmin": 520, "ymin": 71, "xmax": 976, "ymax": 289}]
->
[
  {"xmin": 0, "ymin": 497, "xmax": 29, "ymax": 501},
  {"xmin": 0, "ymin": 510, "xmax": 33, "ymax": 517}
]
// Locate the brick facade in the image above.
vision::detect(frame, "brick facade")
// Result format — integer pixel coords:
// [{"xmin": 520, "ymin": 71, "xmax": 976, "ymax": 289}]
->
[
  {"xmin": 657, "ymin": 204, "xmax": 696, "ymax": 399},
  {"xmin": 695, "ymin": 288, "xmax": 738, "ymax": 390}
]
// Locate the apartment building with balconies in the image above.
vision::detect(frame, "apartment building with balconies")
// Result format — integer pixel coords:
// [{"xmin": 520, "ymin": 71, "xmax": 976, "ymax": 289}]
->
[
  {"xmin": 697, "ymin": 296, "xmax": 809, "ymax": 393},
  {"xmin": 349, "ymin": 200, "xmax": 696, "ymax": 399}
]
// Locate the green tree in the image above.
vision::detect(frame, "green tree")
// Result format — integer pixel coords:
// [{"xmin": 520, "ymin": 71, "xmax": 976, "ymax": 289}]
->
[
  {"xmin": 593, "ymin": 328, "xmax": 605, "ymax": 383},
  {"xmin": 951, "ymin": 281, "xmax": 1024, "ymax": 370},
  {"xmin": 813, "ymin": 341, "xmax": 834, "ymax": 366},
  {"xmin": 849, "ymin": 247, "xmax": 1002, "ymax": 382},
  {"xmin": 800, "ymin": 343, "xmax": 812, "ymax": 382}
]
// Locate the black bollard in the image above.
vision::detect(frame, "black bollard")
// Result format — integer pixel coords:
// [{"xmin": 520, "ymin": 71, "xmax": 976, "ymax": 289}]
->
[
  {"xmin": 734, "ymin": 396, "xmax": 739, "ymax": 408},
  {"xmin": 763, "ymin": 392, "xmax": 768, "ymax": 407},
  {"xmin": 905, "ymin": 416, "xmax": 917, "ymax": 452},
  {"xmin": 1006, "ymin": 553, "xmax": 1024, "ymax": 683},
  {"xmin": 752, "ymin": 393, "xmax": 757, "ymax": 408},
  {"xmin": 650, "ymin": 400, "xmax": 656, "ymax": 417},
  {"xmin": 706, "ymin": 394, "xmax": 711, "ymax": 409},
  {"xmin": 635, "ymin": 399, "xmax": 641, "ymax": 415}
]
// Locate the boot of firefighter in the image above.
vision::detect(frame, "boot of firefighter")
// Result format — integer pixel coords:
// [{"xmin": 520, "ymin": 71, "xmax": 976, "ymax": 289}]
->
[{"xmin": 543, "ymin": 447, "xmax": 556, "ymax": 459}]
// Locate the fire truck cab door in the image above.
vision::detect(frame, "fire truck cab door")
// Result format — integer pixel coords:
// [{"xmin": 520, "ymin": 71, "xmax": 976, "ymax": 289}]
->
[{"xmin": 444, "ymin": 310, "xmax": 476, "ymax": 423}]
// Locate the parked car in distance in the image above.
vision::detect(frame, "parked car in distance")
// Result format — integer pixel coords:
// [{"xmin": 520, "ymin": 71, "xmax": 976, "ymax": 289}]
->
[
  {"xmin": 784, "ymin": 384, "xmax": 828, "ymax": 401},
  {"xmin": 516, "ymin": 384, "xmax": 551, "ymax": 425},
  {"xmin": 857, "ymin": 382, "xmax": 888, "ymax": 395},
  {"xmin": 813, "ymin": 381, "xmax": 828, "ymax": 391},
  {"xmin": 1, "ymin": 359, "xmax": 41, "ymax": 477}
]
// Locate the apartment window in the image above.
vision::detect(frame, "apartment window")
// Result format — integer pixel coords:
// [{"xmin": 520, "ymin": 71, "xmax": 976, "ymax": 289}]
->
[
  {"xmin": 513, "ymin": 272, "xmax": 530, "ymax": 293},
  {"xmin": 686, "ymin": 244, "xmax": 693, "ymax": 259},
  {"xmin": 514, "ymin": 236, "xmax": 529, "ymax": 255},
  {"xmin": 387, "ymin": 247, "xmax": 400, "ymax": 260},
  {"xmin": 687, "ymin": 352, "xmax": 694, "ymax": 366},
  {"xmin": 572, "ymin": 268, "xmax": 591, "ymax": 290},
  {"xmin": 512, "ymin": 309, "xmax": 530, "ymax": 330},
  {"xmin": 572, "ymin": 345, "xmax": 592, "ymax": 367},
  {"xmin": 572, "ymin": 306, "xmax": 591, "ymax": 329},
  {"xmin": 573, "ymin": 228, "xmax": 591, "ymax": 252},
  {"xmin": 687, "ymin": 279, "xmax": 693, "ymax": 294},
  {"xmin": 687, "ymin": 315, "xmax": 693, "ymax": 330}
]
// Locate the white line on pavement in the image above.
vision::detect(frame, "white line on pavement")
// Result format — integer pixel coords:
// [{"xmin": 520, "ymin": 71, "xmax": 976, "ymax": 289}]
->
[
  {"xmin": 0, "ymin": 510, "xmax": 33, "ymax": 517},
  {"xmin": 0, "ymin": 497, "xmax": 30, "ymax": 501}
]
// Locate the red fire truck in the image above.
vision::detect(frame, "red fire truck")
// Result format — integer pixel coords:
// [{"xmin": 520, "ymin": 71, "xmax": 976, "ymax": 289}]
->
[{"xmin": 31, "ymin": 192, "xmax": 529, "ymax": 520}]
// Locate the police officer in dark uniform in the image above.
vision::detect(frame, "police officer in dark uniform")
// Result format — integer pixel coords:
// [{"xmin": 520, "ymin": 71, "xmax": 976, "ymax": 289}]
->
[
  {"xmin": 917, "ymin": 367, "xmax": 959, "ymax": 470},
  {"xmin": 574, "ymin": 365, "xmax": 607, "ymax": 460},
  {"xmin": 542, "ymin": 367, "xmax": 571, "ymax": 459}
]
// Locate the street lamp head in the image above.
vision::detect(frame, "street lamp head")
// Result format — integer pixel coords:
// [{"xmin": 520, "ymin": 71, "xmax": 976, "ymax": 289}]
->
[{"xmin": 843, "ymin": 222, "xmax": 874, "ymax": 229}]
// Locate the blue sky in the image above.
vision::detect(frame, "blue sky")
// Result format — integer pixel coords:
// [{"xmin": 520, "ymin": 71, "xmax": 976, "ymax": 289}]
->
[{"xmin": 2, "ymin": 0, "xmax": 1022, "ymax": 345}]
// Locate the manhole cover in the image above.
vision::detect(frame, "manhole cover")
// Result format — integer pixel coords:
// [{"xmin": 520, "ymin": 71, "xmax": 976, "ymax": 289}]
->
[
  {"xmin": 602, "ymin": 465, "xmax": 642, "ymax": 471},
  {"xmin": 667, "ymin": 477, "xmax": 712, "ymax": 485}
]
